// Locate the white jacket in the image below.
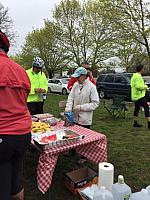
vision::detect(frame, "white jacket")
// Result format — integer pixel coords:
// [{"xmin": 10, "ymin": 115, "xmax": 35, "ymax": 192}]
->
[{"xmin": 65, "ymin": 79, "xmax": 99, "ymax": 125}]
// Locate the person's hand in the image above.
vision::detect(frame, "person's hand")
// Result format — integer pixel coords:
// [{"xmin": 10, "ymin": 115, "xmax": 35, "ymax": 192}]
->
[
  {"xmin": 40, "ymin": 89, "xmax": 46, "ymax": 93},
  {"xmin": 73, "ymin": 105, "xmax": 81, "ymax": 112},
  {"xmin": 65, "ymin": 108, "xmax": 72, "ymax": 112},
  {"xmin": 35, "ymin": 88, "xmax": 42, "ymax": 93},
  {"xmin": 147, "ymin": 87, "xmax": 150, "ymax": 92}
]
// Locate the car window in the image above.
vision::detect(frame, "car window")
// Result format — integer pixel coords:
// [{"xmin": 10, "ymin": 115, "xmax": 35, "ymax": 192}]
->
[
  {"xmin": 53, "ymin": 80, "xmax": 60, "ymax": 84},
  {"xmin": 48, "ymin": 79, "xmax": 55, "ymax": 83},
  {"xmin": 52, "ymin": 80, "xmax": 56, "ymax": 84},
  {"xmin": 50, "ymin": 80, "xmax": 56, "ymax": 84},
  {"xmin": 61, "ymin": 79, "xmax": 68, "ymax": 84},
  {"xmin": 124, "ymin": 73, "xmax": 132, "ymax": 79},
  {"xmin": 104, "ymin": 75, "xmax": 114, "ymax": 82},
  {"xmin": 97, "ymin": 75, "xmax": 106, "ymax": 82},
  {"xmin": 115, "ymin": 75, "xmax": 126, "ymax": 83},
  {"xmin": 57, "ymin": 80, "xmax": 61, "ymax": 84}
]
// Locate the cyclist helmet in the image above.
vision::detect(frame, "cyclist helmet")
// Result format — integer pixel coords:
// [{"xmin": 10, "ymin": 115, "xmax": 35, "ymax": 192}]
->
[
  {"xmin": 0, "ymin": 30, "xmax": 10, "ymax": 53},
  {"xmin": 32, "ymin": 57, "xmax": 45, "ymax": 68}
]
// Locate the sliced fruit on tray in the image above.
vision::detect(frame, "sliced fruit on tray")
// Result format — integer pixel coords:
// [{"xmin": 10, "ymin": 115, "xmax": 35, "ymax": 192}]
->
[{"xmin": 40, "ymin": 134, "xmax": 57, "ymax": 143}]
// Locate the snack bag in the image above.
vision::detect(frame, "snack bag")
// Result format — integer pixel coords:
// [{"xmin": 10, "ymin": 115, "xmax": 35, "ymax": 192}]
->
[{"xmin": 64, "ymin": 111, "xmax": 74, "ymax": 126}]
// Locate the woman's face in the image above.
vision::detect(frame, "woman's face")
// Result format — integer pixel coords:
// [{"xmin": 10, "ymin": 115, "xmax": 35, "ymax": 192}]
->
[
  {"xmin": 77, "ymin": 75, "xmax": 86, "ymax": 84},
  {"xmin": 141, "ymin": 67, "xmax": 144, "ymax": 74}
]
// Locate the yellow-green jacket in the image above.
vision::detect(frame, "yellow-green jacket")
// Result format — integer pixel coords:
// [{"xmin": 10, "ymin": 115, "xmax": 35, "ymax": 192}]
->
[
  {"xmin": 26, "ymin": 68, "xmax": 48, "ymax": 102},
  {"xmin": 131, "ymin": 72, "xmax": 148, "ymax": 101}
]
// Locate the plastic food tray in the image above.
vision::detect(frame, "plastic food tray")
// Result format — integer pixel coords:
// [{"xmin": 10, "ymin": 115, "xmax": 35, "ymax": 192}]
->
[
  {"xmin": 40, "ymin": 117, "xmax": 61, "ymax": 126},
  {"xmin": 33, "ymin": 113, "xmax": 53, "ymax": 120},
  {"xmin": 32, "ymin": 129, "xmax": 84, "ymax": 147}
]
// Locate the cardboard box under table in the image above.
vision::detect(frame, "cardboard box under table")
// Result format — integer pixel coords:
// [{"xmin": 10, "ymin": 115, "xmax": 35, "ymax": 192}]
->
[{"xmin": 64, "ymin": 167, "xmax": 97, "ymax": 195}]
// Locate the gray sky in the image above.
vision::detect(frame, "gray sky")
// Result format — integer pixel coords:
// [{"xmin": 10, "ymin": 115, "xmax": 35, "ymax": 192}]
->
[{"xmin": 0, "ymin": 0, "xmax": 61, "ymax": 54}]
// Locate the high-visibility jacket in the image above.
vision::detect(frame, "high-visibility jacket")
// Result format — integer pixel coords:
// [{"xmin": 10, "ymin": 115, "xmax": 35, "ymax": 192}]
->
[
  {"xmin": 131, "ymin": 72, "xmax": 148, "ymax": 101},
  {"xmin": 26, "ymin": 68, "xmax": 48, "ymax": 102}
]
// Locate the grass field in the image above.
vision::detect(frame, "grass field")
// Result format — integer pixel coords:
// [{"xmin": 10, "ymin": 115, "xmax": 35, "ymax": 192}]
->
[{"xmin": 24, "ymin": 93, "xmax": 150, "ymax": 200}]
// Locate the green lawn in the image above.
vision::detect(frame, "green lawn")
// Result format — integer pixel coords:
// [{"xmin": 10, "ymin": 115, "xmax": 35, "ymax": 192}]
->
[{"xmin": 24, "ymin": 93, "xmax": 150, "ymax": 200}]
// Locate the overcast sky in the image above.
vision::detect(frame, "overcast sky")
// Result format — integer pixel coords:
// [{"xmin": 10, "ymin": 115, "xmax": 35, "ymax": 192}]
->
[{"xmin": 0, "ymin": 0, "xmax": 61, "ymax": 54}]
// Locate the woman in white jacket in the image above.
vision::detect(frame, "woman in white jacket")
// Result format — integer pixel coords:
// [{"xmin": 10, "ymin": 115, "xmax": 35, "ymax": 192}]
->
[{"xmin": 65, "ymin": 67, "xmax": 99, "ymax": 129}]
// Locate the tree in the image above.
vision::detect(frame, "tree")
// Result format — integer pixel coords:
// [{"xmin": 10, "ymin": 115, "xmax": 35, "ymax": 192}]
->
[
  {"xmin": 20, "ymin": 21, "xmax": 70, "ymax": 77},
  {"xmin": 85, "ymin": 0, "xmax": 117, "ymax": 68},
  {"xmin": 0, "ymin": 3, "xmax": 14, "ymax": 39},
  {"xmin": 53, "ymin": 0, "xmax": 84, "ymax": 65},
  {"xmin": 18, "ymin": 0, "xmax": 150, "ymax": 74},
  {"xmin": 53, "ymin": 0, "xmax": 115, "ymax": 70},
  {"xmin": 108, "ymin": 0, "xmax": 150, "ymax": 70}
]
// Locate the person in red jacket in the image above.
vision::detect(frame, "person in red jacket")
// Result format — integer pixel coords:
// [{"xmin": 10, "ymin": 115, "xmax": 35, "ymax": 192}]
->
[
  {"xmin": 0, "ymin": 30, "xmax": 31, "ymax": 200},
  {"xmin": 67, "ymin": 61, "xmax": 96, "ymax": 91}
]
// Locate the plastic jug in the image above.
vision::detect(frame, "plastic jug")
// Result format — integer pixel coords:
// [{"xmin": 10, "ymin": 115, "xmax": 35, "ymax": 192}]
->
[
  {"xmin": 112, "ymin": 175, "xmax": 131, "ymax": 200},
  {"xmin": 129, "ymin": 189, "xmax": 150, "ymax": 200},
  {"xmin": 93, "ymin": 186, "xmax": 114, "ymax": 200},
  {"xmin": 146, "ymin": 185, "xmax": 150, "ymax": 196}
]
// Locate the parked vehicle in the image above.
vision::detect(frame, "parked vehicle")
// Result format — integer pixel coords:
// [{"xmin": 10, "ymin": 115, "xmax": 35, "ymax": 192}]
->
[
  {"xmin": 96, "ymin": 73, "xmax": 150, "ymax": 100},
  {"xmin": 47, "ymin": 78, "xmax": 70, "ymax": 95},
  {"xmin": 96, "ymin": 73, "xmax": 132, "ymax": 100}
]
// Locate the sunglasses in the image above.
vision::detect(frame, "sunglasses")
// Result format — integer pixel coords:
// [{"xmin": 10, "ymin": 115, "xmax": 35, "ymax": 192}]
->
[{"xmin": 35, "ymin": 67, "xmax": 42, "ymax": 69}]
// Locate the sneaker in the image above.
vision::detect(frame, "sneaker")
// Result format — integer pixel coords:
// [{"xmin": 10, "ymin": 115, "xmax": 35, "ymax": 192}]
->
[{"xmin": 133, "ymin": 123, "xmax": 143, "ymax": 127}]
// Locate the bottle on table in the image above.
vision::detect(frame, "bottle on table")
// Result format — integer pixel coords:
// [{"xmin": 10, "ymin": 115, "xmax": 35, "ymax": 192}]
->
[
  {"xmin": 93, "ymin": 186, "xmax": 114, "ymax": 200},
  {"xmin": 42, "ymin": 93, "xmax": 46, "ymax": 100},
  {"xmin": 40, "ymin": 93, "xmax": 46, "ymax": 100},
  {"xmin": 112, "ymin": 175, "xmax": 131, "ymax": 200}
]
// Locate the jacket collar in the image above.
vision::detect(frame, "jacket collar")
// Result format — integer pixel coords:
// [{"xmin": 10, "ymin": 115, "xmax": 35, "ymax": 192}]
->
[{"xmin": 0, "ymin": 51, "xmax": 8, "ymax": 58}]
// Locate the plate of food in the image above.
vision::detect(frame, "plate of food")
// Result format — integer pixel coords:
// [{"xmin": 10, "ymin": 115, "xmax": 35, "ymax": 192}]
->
[
  {"xmin": 40, "ymin": 117, "xmax": 61, "ymax": 126},
  {"xmin": 33, "ymin": 113, "xmax": 53, "ymax": 120},
  {"xmin": 31, "ymin": 121, "xmax": 53, "ymax": 135},
  {"xmin": 32, "ymin": 129, "xmax": 84, "ymax": 146}
]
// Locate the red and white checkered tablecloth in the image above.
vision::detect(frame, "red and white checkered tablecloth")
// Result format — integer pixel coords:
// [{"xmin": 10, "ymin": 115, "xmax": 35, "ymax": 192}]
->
[{"xmin": 37, "ymin": 122, "xmax": 107, "ymax": 193}]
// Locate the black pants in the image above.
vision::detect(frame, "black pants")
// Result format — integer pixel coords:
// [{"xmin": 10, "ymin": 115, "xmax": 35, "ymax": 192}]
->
[
  {"xmin": 73, "ymin": 123, "xmax": 90, "ymax": 159},
  {"xmin": 0, "ymin": 133, "xmax": 31, "ymax": 200},
  {"xmin": 74, "ymin": 123, "xmax": 90, "ymax": 129},
  {"xmin": 134, "ymin": 97, "xmax": 149, "ymax": 117},
  {"xmin": 27, "ymin": 102, "xmax": 44, "ymax": 115}
]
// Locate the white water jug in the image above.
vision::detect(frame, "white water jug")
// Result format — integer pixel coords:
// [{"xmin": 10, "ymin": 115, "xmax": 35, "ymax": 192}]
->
[
  {"xmin": 93, "ymin": 186, "xmax": 114, "ymax": 200},
  {"xmin": 146, "ymin": 185, "xmax": 150, "ymax": 196},
  {"xmin": 129, "ymin": 189, "xmax": 150, "ymax": 200},
  {"xmin": 112, "ymin": 175, "xmax": 131, "ymax": 200}
]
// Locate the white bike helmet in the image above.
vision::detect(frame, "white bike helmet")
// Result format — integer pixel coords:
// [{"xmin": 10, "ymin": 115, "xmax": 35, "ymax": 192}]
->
[{"xmin": 32, "ymin": 57, "xmax": 45, "ymax": 68}]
